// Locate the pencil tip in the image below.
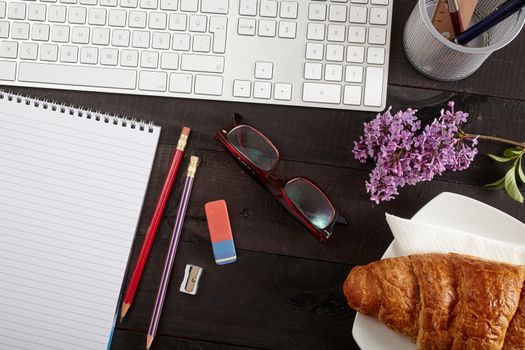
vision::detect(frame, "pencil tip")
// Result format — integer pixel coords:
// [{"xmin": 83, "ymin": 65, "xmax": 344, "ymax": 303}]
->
[
  {"xmin": 120, "ymin": 303, "xmax": 130, "ymax": 320},
  {"xmin": 181, "ymin": 127, "xmax": 191, "ymax": 136},
  {"xmin": 146, "ymin": 335, "xmax": 154, "ymax": 350}
]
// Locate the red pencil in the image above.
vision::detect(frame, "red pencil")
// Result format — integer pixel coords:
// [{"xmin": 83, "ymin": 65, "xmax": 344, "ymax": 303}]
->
[{"xmin": 120, "ymin": 127, "xmax": 190, "ymax": 320}]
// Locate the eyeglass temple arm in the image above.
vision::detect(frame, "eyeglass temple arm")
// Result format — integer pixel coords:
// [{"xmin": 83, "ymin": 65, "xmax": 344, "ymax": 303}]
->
[
  {"xmin": 232, "ymin": 113, "xmax": 243, "ymax": 125},
  {"xmin": 335, "ymin": 213, "xmax": 347, "ymax": 225}
]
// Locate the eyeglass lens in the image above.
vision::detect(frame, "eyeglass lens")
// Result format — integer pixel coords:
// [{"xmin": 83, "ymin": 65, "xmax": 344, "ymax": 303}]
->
[
  {"xmin": 227, "ymin": 125, "xmax": 279, "ymax": 172},
  {"xmin": 284, "ymin": 178, "xmax": 336, "ymax": 230}
]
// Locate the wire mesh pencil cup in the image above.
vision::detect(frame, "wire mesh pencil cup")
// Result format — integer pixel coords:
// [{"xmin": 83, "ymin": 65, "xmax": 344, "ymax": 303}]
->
[{"xmin": 403, "ymin": 0, "xmax": 525, "ymax": 81}]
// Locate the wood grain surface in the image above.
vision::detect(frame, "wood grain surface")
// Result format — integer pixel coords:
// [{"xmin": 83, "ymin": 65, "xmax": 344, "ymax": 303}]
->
[{"xmin": 2, "ymin": 2, "xmax": 525, "ymax": 348}]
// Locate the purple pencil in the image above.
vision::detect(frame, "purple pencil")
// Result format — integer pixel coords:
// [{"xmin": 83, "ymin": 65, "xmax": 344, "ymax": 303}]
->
[{"xmin": 146, "ymin": 156, "xmax": 199, "ymax": 350}]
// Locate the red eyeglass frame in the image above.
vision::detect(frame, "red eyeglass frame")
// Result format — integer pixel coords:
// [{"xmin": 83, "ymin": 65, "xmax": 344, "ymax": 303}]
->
[{"xmin": 215, "ymin": 114, "xmax": 346, "ymax": 241}]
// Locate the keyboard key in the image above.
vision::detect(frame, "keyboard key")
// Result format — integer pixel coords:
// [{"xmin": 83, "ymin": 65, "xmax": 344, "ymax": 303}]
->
[
  {"xmin": 343, "ymin": 85, "xmax": 361, "ymax": 105},
  {"xmin": 367, "ymin": 46, "xmax": 385, "ymax": 64},
  {"xmin": 60, "ymin": 45, "xmax": 79, "ymax": 63},
  {"xmin": 348, "ymin": 26, "xmax": 366, "ymax": 43},
  {"xmin": 324, "ymin": 64, "xmax": 342, "ymax": 81},
  {"xmin": 253, "ymin": 81, "xmax": 271, "ymax": 99},
  {"xmin": 160, "ymin": 0, "xmax": 177, "ymax": 10},
  {"xmin": 28, "ymin": 4, "xmax": 46, "ymax": 21},
  {"xmin": 345, "ymin": 65, "xmax": 363, "ymax": 83},
  {"xmin": 140, "ymin": 0, "xmax": 158, "ymax": 9},
  {"xmin": 308, "ymin": 3, "xmax": 326, "ymax": 21},
  {"xmin": 18, "ymin": 62, "xmax": 137, "ymax": 89},
  {"xmin": 369, "ymin": 27, "xmax": 386, "ymax": 45},
  {"xmin": 349, "ymin": 6, "xmax": 367, "ymax": 23},
  {"xmin": 260, "ymin": 0, "xmax": 277, "ymax": 17},
  {"xmin": 160, "ymin": 52, "xmax": 178, "ymax": 69},
  {"xmin": 100, "ymin": 0, "xmax": 118, "ymax": 6},
  {"xmin": 278, "ymin": 21, "xmax": 296, "ymax": 39},
  {"xmin": 121, "ymin": 0, "xmax": 139, "ymax": 8},
  {"xmin": 195, "ymin": 74, "xmax": 223, "ymax": 95},
  {"xmin": 192, "ymin": 34, "xmax": 211, "ymax": 52},
  {"xmin": 328, "ymin": 4, "xmax": 347, "ymax": 22},
  {"xmin": 304, "ymin": 62, "xmax": 322, "ymax": 80},
  {"xmin": 20, "ymin": 42, "xmax": 38, "ymax": 60},
  {"xmin": 92, "ymin": 27, "xmax": 110, "ymax": 45},
  {"xmin": 31, "ymin": 23, "xmax": 50, "ymax": 41},
  {"xmin": 346, "ymin": 45, "xmax": 364, "ymax": 63},
  {"xmin": 139, "ymin": 70, "xmax": 167, "ymax": 91},
  {"xmin": 233, "ymin": 80, "xmax": 251, "ymax": 97},
  {"xmin": 325, "ymin": 44, "xmax": 344, "ymax": 62},
  {"xmin": 172, "ymin": 33, "xmax": 190, "ymax": 50},
  {"xmin": 148, "ymin": 12, "xmax": 167, "ymax": 29},
  {"xmin": 169, "ymin": 13, "xmax": 187, "ymax": 31},
  {"xmin": 0, "ymin": 41, "xmax": 17, "ymax": 58},
  {"xmin": 258, "ymin": 19, "xmax": 276, "ymax": 37},
  {"xmin": 209, "ymin": 16, "xmax": 227, "ymax": 53},
  {"xmin": 189, "ymin": 15, "xmax": 207, "ymax": 32},
  {"xmin": 181, "ymin": 53, "xmax": 224, "ymax": 73},
  {"xmin": 0, "ymin": 21, "xmax": 8, "ymax": 38},
  {"xmin": 69, "ymin": 7, "xmax": 87, "ymax": 24},
  {"xmin": 88, "ymin": 8, "xmax": 107, "ymax": 25},
  {"xmin": 0, "ymin": 60, "xmax": 16, "ymax": 80},
  {"xmin": 305, "ymin": 43, "xmax": 323, "ymax": 60},
  {"xmin": 280, "ymin": 2, "xmax": 298, "ymax": 19},
  {"xmin": 112, "ymin": 28, "xmax": 131, "ymax": 46},
  {"xmin": 274, "ymin": 83, "xmax": 292, "ymax": 100},
  {"xmin": 61, "ymin": 0, "xmax": 78, "ymax": 4},
  {"xmin": 152, "ymin": 31, "xmax": 170, "ymax": 49},
  {"xmin": 351, "ymin": 0, "xmax": 368, "ymax": 3},
  {"xmin": 201, "ymin": 0, "xmax": 228, "ymax": 14},
  {"xmin": 8, "ymin": 2, "xmax": 26, "ymax": 20},
  {"xmin": 307, "ymin": 23, "xmax": 324, "ymax": 40},
  {"xmin": 80, "ymin": 0, "xmax": 98, "ymax": 4},
  {"xmin": 371, "ymin": 0, "xmax": 388, "ymax": 4},
  {"xmin": 101, "ymin": 47, "xmax": 119, "ymax": 65},
  {"xmin": 128, "ymin": 10, "xmax": 146, "ymax": 28},
  {"xmin": 51, "ymin": 25, "xmax": 70, "ymax": 43},
  {"xmin": 120, "ymin": 49, "xmax": 138, "ymax": 66},
  {"xmin": 131, "ymin": 30, "xmax": 150, "ymax": 48},
  {"xmin": 302, "ymin": 83, "xmax": 341, "ymax": 104},
  {"xmin": 40, "ymin": 44, "xmax": 58, "ymax": 61},
  {"xmin": 239, "ymin": 0, "xmax": 257, "ymax": 16},
  {"xmin": 0, "ymin": 2, "xmax": 5, "ymax": 19},
  {"xmin": 48, "ymin": 5, "xmax": 66, "ymax": 22},
  {"xmin": 72, "ymin": 26, "xmax": 90, "ymax": 44},
  {"xmin": 255, "ymin": 61, "xmax": 273, "ymax": 79},
  {"xmin": 140, "ymin": 50, "xmax": 158, "ymax": 68},
  {"xmin": 180, "ymin": 0, "xmax": 198, "ymax": 12},
  {"xmin": 80, "ymin": 46, "xmax": 99, "ymax": 64},
  {"xmin": 12, "ymin": 22, "xmax": 30, "ymax": 40},
  {"xmin": 238, "ymin": 18, "xmax": 256, "ymax": 36},
  {"xmin": 370, "ymin": 7, "xmax": 388, "ymax": 25},
  {"xmin": 364, "ymin": 66, "xmax": 383, "ymax": 107},
  {"xmin": 169, "ymin": 72, "xmax": 192, "ymax": 93},
  {"xmin": 108, "ymin": 9, "xmax": 127, "ymax": 26},
  {"xmin": 327, "ymin": 24, "xmax": 345, "ymax": 42}
]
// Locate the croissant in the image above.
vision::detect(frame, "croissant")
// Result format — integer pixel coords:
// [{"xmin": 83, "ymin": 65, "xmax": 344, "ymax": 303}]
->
[{"xmin": 343, "ymin": 253, "xmax": 525, "ymax": 350}]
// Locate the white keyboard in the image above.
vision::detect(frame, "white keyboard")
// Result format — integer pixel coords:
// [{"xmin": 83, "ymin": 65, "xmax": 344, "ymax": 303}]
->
[{"xmin": 0, "ymin": 0, "xmax": 392, "ymax": 111}]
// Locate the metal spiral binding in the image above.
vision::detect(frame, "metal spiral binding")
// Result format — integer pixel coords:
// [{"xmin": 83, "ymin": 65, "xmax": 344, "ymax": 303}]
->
[{"xmin": 0, "ymin": 90, "xmax": 155, "ymax": 133}]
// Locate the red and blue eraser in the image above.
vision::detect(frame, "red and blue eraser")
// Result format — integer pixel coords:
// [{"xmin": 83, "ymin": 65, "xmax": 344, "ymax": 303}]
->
[{"xmin": 204, "ymin": 200, "xmax": 237, "ymax": 265}]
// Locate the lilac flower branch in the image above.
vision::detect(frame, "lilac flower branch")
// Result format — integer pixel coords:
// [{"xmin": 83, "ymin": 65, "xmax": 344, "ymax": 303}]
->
[{"xmin": 353, "ymin": 101, "xmax": 525, "ymax": 204}]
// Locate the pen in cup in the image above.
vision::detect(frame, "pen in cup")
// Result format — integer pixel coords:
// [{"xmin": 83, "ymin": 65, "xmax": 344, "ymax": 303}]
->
[{"xmin": 446, "ymin": 0, "xmax": 466, "ymax": 36}]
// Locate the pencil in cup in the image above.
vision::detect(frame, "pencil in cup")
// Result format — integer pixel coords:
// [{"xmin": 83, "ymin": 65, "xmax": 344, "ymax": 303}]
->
[
  {"xmin": 120, "ymin": 127, "xmax": 190, "ymax": 320},
  {"xmin": 146, "ymin": 156, "xmax": 199, "ymax": 350}
]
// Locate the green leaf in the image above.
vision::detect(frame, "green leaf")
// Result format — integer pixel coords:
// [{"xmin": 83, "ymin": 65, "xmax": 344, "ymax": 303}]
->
[
  {"xmin": 518, "ymin": 157, "xmax": 525, "ymax": 185},
  {"xmin": 504, "ymin": 148, "xmax": 523, "ymax": 158},
  {"xmin": 487, "ymin": 153, "xmax": 514, "ymax": 163},
  {"xmin": 504, "ymin": 166, "xmax": 524, "ymax": 203},
  {"xmin": 483, "ymin": 176, "xmax": 506, "ymax": 190}
]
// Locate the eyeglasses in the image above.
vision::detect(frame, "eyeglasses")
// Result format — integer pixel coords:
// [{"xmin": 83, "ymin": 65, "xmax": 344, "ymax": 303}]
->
[{"xmin": 215, "ymin": 114, "xmax": 346, "ymax": 241}]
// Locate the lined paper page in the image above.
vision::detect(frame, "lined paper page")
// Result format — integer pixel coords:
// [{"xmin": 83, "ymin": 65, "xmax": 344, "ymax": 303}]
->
[{"xmin": 0, "ymin": 93, "xmax": 160, "ymax": 350}]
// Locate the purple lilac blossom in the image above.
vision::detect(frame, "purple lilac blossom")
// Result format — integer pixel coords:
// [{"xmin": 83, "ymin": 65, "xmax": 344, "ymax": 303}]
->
[{"xmin": 353, "ymin": 102, "xmax": 478, "ymax": 203}]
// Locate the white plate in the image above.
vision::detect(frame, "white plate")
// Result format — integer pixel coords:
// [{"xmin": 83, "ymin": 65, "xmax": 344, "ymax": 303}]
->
[{"xmin": 351, "ymin": 192, "xmax": 525, "ymax": 350}]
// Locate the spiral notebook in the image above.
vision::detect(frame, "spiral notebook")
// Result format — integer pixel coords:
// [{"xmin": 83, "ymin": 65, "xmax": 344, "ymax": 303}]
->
[{"xmin": 0, "ymin": 91, "xmax": 161, "ymax": 350}]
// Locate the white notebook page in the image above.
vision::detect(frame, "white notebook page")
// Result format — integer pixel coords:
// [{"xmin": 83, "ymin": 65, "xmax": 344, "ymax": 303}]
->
[{"xmin": 0, "ymin": 92, "xmax": 160, "ymax": 350}]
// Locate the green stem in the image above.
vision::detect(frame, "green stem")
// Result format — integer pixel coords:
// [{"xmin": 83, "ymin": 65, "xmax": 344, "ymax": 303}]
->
[{"xmin": 461, "ymin": 133, "xmax": 525, "ymax": 150}]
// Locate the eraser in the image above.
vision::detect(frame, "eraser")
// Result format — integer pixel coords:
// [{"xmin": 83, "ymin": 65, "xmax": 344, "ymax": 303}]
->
[
  {"xmin": 179, "ymin": 264, "xmax": 202, "ymax": 295},
  {"xmin": 204, "ymin": 200, "xmax": 237, "ymax": 265}
]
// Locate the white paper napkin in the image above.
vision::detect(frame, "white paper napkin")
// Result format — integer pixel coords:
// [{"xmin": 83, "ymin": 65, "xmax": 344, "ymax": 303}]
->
[{"xmin": 385, "ymin": 213, "xmax": 525, "ymax": 265}]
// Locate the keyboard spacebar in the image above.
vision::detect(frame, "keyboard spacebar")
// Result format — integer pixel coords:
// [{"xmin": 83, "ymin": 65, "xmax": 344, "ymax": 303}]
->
[{"xmin": 18, "ymin": 63, "xmax": 137, "ymax": 90}]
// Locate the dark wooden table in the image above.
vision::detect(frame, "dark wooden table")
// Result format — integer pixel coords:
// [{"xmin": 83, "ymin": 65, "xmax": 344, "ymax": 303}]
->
[{"xmin": 4, "ymin": 1, "xmax": 525, "ymax": 348}]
